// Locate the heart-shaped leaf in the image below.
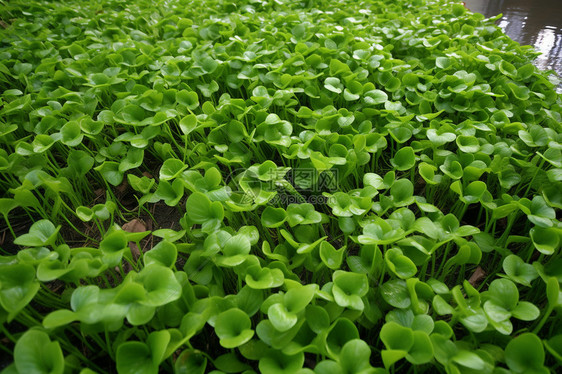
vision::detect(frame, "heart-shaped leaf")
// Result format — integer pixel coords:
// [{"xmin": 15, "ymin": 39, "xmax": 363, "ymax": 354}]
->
[
  {"xmin": 14, "ymin": 220, "xmax": 60, "ymax": 247},
  {"xmin": 261, "ymin": 206, "xmax": 287, "ymax": 228},
  {"xmin": 332, "ymin": 270, "xmax": 369, "ymax": 311},
  {"xmin": 0, "ymin": 264, "xmax": 40, "ymax": 320},
  {"xmin": 144, "ymin": 240, "xmax": 177, "ymax": 268},
  {"xmin": 503, "ymin": 255, "xmax": 538, "ymax": 286},
  {"xmin": 245, "ymin": 265, "xmax": 284, "ymax": 289},
  {"xmin": 13, "ymin": 330, "xmax": 64, "ymax": 374},
  {"xmin": 505, "ymin": 333, "xmax": 547, "ymax": 374},
  {"xmin": 319, "ymin": 241, "xmax": 345, "ymax": 270},
  {"xmin": 215, "ymin": 308, "xmax": 254, "ymax": 348},
  {"xmin": 391, "ymin": 147, "xmax": 416, "ymax": 171}
]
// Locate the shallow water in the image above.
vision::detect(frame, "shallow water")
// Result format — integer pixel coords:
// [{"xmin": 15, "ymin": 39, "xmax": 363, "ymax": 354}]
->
[{"xmin": 464, "ymin": 0, "xmax": 562, "ymax": 88}]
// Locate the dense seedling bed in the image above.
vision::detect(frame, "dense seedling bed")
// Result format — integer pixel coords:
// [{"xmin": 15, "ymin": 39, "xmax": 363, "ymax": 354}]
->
[{"xmin": 0, "ymin": 0, "xmax": 561, "ymax": 373}]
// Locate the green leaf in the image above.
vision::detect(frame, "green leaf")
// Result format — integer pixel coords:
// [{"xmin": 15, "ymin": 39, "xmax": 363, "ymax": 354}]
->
[
  {"xmin": 499, "ymin": 60, "xmax": 517, "ymax": 77},
  {"xmin": 177, "ymin": 90, "xmax": 199, "ymax": 110},
  {"xmin": 530, "ymin": 226, "xmax": 560, "ymax": 255},
  {"xmin": 179, "ymin": 114, "xmax": 198, "ymax": 135},
  {"xmin": 219, "ymin": 234, "xmax": 251, "ymax": 266},
  {"xmin": 286, "ymin": 203, "xmax": 322, "ymax": 227},
  {"xmin": 505, "ymin": 333, "xmax": 547, "ymax": 373},
  {"xmin": 14, "ymin": 220, "xmax": 60, "ymax": 247},
  {"xmin": 324, "ymin": 318, "xmax": 360, "ymax": 358},
  {"xmin": 284, "ymin": 284, "xmax": 317, "ymax": 313},
  {"xmin": 120, "ymin": 105, "xmax": 146, "ymax": 125},
  {"xmin": 338, "ymin": 339, "xmax": 373, "ymax": 373},
  {"xmin": 380, "ymin": 322, "xmax": 414, "ymax": 351},
  {"xmin": 159, "ymin": 158, "xmax": 187, "ymax": 181},
  {"xmin": 359, "ymin": 219, "xmax": 404, "ymax": 245},
  {"xmin": 246, "ymin": 265, "xmax": 284, "ymax": 290},
  {"xmin": 174, "ymin": 350, "xmax": 207, "ymax": 374},
  {"xmin": 119, "ymin": 148, "xmax": 144, "ymax": 173},
  {"xmin": 419, "ymin": 162, "xmax": 441, "ymax": 185},
  {"xmin": 406, "ymin": 331, "xmax": 433, "ymax": 365},
  {"xmin": 390, "ymin": 179, "xmax": 414, "ymax": 207},
  {"xmin": 452, "ymin": 350, "xmax": 486, "ymax": 370},
  {"xmin": 426, "ymin": 129, "xmax": 456, "ymax": 146},
  {"xmin": 144, "ymin": 240, "xmax": 177, "ymax": 268},
  {"xmin": 186, "ymin": 192, "xmax": 224, "ymax": 225},
  {"xmin": 60, "ymin": 120, "xmax": 83, "ymax": 147},
  {"xmin": 528, "ymin": 196, "xmax": 556, "ymax": 227},
  {"xmin": 213, "ymin": 352, "xmax": 251, "ymax": 373},
  {"xmin": 116, "ymin": 342, "xmax": 157, "ymax": 374},
  {"xmin": 324, "ymin": 77, "xmax": 343, "ymax": 93},
  {"xmin": 381, "ymin": 349, "xmax": 408, "ymax": 369},
  {"xmin": 261, "ymin": 206, "xmax": 287, "ymax": 228},
  {"xmin": 511, "ymin": 301, "xmax": 540, "ymax": 321},
  {"xmin": 456, "ymin": 135, "xmax": 480, "ymax": 153},
  {"xmin": 440, "ymin": 158, "xmax": 463, "ymax": 180},
  {"xmin": 268, "ymin": 303, "xmax": 298, "ymax": 332},
  {"xmin": 32, "ymin": 134, "xmax": 55, "ymax": 153},
  {"xmin": 385, "ymin": 248, "xmax": 417, "ymax": 279},
  {"xmin": 0, "ymin": 198, "xmax": 19, "ymax": 220},
  {"xmin": 319, "ymin": 241, "xmax": 345, "ymax": 270},
  {"xmin": 215, "ymin": 308, "xmax": 254, "ymax": 348},
  {"xmin": 332, "ymin": 270, "xmax": 369, "ymax": 311},
  {"xmin": 259, "ymin": 350, "xmax": 304, "ymax": 374},
  {"xmin": 364, "ymin": 89, "xmax": 388, "ymax": 105},
  {"xmin": 13, "ymin": 62, "xmax": 33, "ymax": 75},
  {"xmin": 0, "ymin": 264, "xmax": 40, "ymax": 320},
  {"xmin": 147, "ymin": 330, "xmax": 171, "ymax": 365},
  {"xmin": 436, "ymin": 57, "xmax": 451, "ymax": 69},
  {"xmin": 305, "ymin": 305, "xmax": 330, "ymax": 334},
  {"xmin": 99, "ymin": 230, "xmax": 128, "ymax": 267},
  {"xmin": 462, "ymin": 181, "xmax": 488, "ymax": 204},
  {"xmin": 391, "ymin": 147, "xmax": 416, "ymax": 171},
  {"xmin": 154, "ymin": 179, "xmax": 184, "ymax": 207},
  {"xmin": 381, "ymin": 280, "xmax": 411, "ymax": 309},
  {"xmin": 67, "ymin": 150, "xmax": 94, "ymax": 177},
  {"xmin": 137, "ymin": 264, "xmax": 182, "ymax": 306},
  {"xmin": 486, "ymin": 278, "xmax": 519, "ymax": 311},
  {"xmin": 43, "ymin": 309, "xmax": 77, "ymax": 329},
  {"xmin": 95, "ymin": 161, "xmax": 124, "ymax": 186},
  {"xmin": 128, "ymin": 174, "xmax": 155, "ymax": 194},
  {"xmin": 80, "ymin": 117, "xmax": 104, "ymax": 135},
  {"xmin": 503, "ymin": 255, "xmax": 538, "ymax": 286},
  {"xmin": 14, "ymin": 330, "xmax": 64, "ymax": 374}
]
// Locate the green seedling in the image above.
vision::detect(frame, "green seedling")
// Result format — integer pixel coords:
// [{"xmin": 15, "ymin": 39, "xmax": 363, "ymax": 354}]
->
[
  {"xmin": 331, "ymin": 270, "xmax": 369, "ymax": 311},
  {"xmin": 505, "ymin": 333, "xmax": 549, "ymax": 374},
  {"xmin": 483, "ymin": 278, "xmax": 540, "ymax": 335},
  {"xmin": 267, "ymin": 284, "xmax": 317, "ymax": 332},
  {"xmin": 1, "ymin": 0, "xmax": 561, "ymax": 372},
  {"xmin": 6, "ymin": 329, "xmax": 65, "ymax": 374},
  {"xmin": 214, "ymin": 308, "xmax": 254, "ymax": 348},
  {"xmin": 13, "ymin": 219, "xmax": 60, "ymax": 248}
]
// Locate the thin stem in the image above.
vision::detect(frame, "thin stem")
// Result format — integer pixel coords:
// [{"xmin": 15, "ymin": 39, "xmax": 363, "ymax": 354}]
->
[{"xmin": 533, "ymin": 306, "xmax": 554, "ymax": 334}]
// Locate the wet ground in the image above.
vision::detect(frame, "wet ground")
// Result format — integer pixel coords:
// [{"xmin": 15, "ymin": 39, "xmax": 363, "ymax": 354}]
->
[{"xmin": 464, "ymin": 0, "xmax": 562, "ymax": 90}]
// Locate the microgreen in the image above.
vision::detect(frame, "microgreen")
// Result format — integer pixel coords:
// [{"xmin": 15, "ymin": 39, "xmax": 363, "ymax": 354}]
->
[{"xmin": 0, "ymin": 0, "xmax": 561, "ymax": 372}]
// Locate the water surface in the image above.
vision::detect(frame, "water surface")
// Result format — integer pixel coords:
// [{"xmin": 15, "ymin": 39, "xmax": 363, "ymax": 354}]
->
[{"xmin": 464, "ymin": 0, "xmax": 562, "ymax": 88}]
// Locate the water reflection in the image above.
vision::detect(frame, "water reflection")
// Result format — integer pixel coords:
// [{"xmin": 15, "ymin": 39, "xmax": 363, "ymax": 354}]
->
[{"xmin": 464, "ymin": 0, "xmax": 562, "ymax": 88}]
